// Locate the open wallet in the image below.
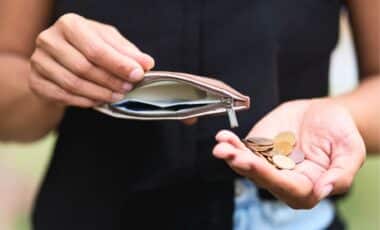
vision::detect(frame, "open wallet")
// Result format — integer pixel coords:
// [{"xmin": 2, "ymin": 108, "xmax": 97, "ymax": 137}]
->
[{"xmin": 94, "ymin": 71, "xmax": 250, "ymax": 128}]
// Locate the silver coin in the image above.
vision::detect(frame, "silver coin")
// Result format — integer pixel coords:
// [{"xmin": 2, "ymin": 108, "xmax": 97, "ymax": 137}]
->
[{"xmin": 289, "ymin": 149, "xmax": 305, "ymax": 164}]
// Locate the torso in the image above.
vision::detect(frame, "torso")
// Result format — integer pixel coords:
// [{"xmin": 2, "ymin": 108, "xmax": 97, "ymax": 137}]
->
[{"xmin": 32, "ymin": 1, "xmax": 341, "ymax": 229}]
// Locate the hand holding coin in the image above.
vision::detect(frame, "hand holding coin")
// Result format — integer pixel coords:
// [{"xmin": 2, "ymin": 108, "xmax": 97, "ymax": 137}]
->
[{"xmin": 213, "ymin": 99, "xmax": 365, "ymax": 209}]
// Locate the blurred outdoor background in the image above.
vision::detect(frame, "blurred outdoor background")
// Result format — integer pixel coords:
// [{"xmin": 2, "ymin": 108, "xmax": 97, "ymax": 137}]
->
[{"xmin": 0, "ymin": 11, "xmax": 379, "ymax": 230}]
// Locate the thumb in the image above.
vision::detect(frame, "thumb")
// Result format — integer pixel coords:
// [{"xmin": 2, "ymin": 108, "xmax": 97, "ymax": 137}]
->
[{"xmin": 215, "ymin": 130, "xmax": 246, "ymax": 150}]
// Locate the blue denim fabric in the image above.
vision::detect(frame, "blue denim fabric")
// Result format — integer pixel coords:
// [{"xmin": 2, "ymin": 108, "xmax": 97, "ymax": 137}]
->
[{"xmin": 234, "ymin": 179, "xmax": 334, "ymax": 230}]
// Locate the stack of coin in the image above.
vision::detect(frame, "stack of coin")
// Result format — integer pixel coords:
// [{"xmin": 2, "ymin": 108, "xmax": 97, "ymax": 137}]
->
[{"xmin": 242, "ymin": 131, "xmax": 305, "ymax": 170}]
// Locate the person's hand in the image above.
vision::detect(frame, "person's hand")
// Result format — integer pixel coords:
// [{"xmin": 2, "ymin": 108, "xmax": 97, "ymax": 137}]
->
[
  {"xmin": 213, "ymin": 98, "xmax": 365, "ymax": 209},
  {"xmin": 29, "ymin": 13, "xmax": 155, "ymax": 107}
]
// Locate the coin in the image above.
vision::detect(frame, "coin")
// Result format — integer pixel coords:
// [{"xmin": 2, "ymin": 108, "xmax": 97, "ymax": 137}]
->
[
  {"xmin": 245, "ymin": 137, "xmax": 273, "ymax": 146},
  {"xmin": 243, "ymin": 141, "xmax": 261, "ymax": 155},
  {"xmin": 257, "ymin": 153, "xmax": 268, "ymax": 161},
  {"xmin": 289, "ymin": 149, "xmax": 305, "ymax": 164},
  {"xmin": 265, "ymin": 155, "xmax": 274, "ymax": 164},
  {"xmin": 271, "ymin": 149, "xmax": 282, "ymax": 156},
  {"xmin": 252, "ymin": 146, "xmax": 273, "ymax": 152},
  {"xmin": 273, "ymin": 141, "xmax": 293, "ymax": 156},
  {"xmin": 274, "ymin": 131, "xmax": 296, "ymax": 146},
  {"xmin": 258, "ymin": 150, "xmax": 274, "ymax": 157},
  {"xmin": 241, "ymin": 131, "xmax": 303, "ymax": 171},
  {"xmin": 272, "ymin": 155, "xmax": 296, "ymax": 170}
]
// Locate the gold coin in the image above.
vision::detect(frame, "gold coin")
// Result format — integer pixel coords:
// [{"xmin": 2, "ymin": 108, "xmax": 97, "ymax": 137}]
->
[
  {"xmin": 273, "ymin": 141, "xmax": 293, "ymax": 156},
  {"xmin": 272, "ymin": 155, "xmax": 296, "ymax": 170},
  {"xmin": 274, "ymin": 131, "xmax": 296, "ymax": 147},
  {"xmin": 252, "ymin": 145, "xmax": 273, "ymax": 152},
  {"xmin": 258, "ymin": 150, "xmax": 274, "ymax": 157},
  {"xmin": 271, "ymin": 149, "xmax": 282, "ymax": 156},
  {"xmin": 265, "ymin": 156, "xmax": 274, "ymax": 164},
  {"xmin": 243, "ymin": 140, "xmax": 272, "ymax": 152},
  {"xmin": 245, "ymin": 137, "xmax": 273, "ymax": 146},
  {"xmin": 242, "ymin": 141, "xmax": 265, "ymax": 158}
]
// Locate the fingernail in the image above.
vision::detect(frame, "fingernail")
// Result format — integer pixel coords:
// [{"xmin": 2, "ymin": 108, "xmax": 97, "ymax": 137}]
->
[
  {"xmin": 318, "ymin": 184, "xmax": 333, "ymax": 200},
  {"xmin": 129, "ymin": 68, "xmax": 144, "ymax": 82},
  {"xmin": 142, "ymin": 54, "xmax": 155, "ymax": 69},
  {"xmin": 112, "ymin": 93, "xmax": 124, "ymax": 102},
  {"xmin": 122, "ymin": 82, "xmax": 132, "ymax": 92}
]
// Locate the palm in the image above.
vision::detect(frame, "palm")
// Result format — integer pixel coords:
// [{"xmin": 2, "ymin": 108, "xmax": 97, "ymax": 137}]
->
[
  {"xmin": 251, "ymin": 100, "xmax": 351, "ymax": 194},
  {"xmin": 213, "ymin": 99, "xmax": 365, "ymax": 208}
]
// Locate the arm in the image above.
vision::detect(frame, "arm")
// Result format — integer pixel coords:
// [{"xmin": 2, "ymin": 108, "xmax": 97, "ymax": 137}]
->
[
  {"xmin": 0, "ymin": 1, "xmax": 155, "ymax": 142},
  {"xmin": 334, "ymin": 0, "xmax": 380, "ymax": 153},
  {"xmin": 212, "ymin": 0, "xmax": 378, "ymax": 209},
  {"xmin": 0, "ymin": 0, "xmax": 64, "ymax": 142}
]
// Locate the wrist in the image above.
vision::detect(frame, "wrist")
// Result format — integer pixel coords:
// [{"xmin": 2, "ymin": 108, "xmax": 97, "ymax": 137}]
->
[{"xmin": 327, "ymin": 77, "xmax": 380, "ymax": 153}]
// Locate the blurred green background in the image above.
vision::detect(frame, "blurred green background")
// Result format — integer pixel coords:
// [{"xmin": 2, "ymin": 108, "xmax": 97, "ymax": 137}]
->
[{"xmin": 0, "ymin": 11, "xmax": 379, "ymax": 230}]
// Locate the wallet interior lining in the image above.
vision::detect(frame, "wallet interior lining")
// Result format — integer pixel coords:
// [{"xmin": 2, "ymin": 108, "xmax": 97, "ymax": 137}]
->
[{"xmin": 111, "ymin": 80, "xmax": 222, "ymax": 114}]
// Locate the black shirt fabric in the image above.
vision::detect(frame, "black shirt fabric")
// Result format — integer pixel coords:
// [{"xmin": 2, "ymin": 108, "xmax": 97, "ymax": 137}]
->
[{"xmin": 33, "ymin": 0, "xmax": 342, "ymax": 229}]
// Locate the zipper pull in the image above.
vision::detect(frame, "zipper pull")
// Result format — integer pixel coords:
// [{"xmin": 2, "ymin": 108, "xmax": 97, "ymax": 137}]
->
[{"xmin": 224, "ymin": 98, "xmax": 239, "ymax": 128}]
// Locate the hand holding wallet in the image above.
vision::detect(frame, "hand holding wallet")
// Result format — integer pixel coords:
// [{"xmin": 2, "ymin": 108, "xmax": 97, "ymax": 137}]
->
[{"xmin": 94, "ymin": 71, "xmax": 250, "ymax": 128}]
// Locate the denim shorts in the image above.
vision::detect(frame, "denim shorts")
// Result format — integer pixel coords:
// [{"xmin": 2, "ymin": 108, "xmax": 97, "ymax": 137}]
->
[{"xmin": 234, "ymin": 178, "xmax": 334, "ymax": 230}]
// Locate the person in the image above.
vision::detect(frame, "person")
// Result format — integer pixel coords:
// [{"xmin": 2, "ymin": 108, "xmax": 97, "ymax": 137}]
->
[{"xmin": 0, "ymin": 0, "xmax": 377, "ymax": 229}]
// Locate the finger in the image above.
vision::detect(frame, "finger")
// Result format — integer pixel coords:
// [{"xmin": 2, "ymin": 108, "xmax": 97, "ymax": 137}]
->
[
  {"xmin": 215, "ymin": 130, "xmax": 247, "ymax": 150},
  {"xmin": 212, "ymin": 142, "xmax": 238, "ymax": 160},
  {"xmin": 214, "ymin": 140, "xmax": 315, "ymax": 204},
  {"xmin": 313, "ymin": 154, "xmax": 359, "ymax": 200},
  {"xmin": 29, "ymin": 69, "xmax": 97, "ymax": 108},
  {"xmin": 36, "ymin": 28, "xmax": 131, "ymax": 93},
  {"xmin": 88, "ymin": 20, "xmax": 155, "ymax": 71},
  {"xmin": 58, "ymin": 14, "xmax": 145, "ymax": 82},
  {"xmin": 235, "ymin": 148, "xmax": 316, "ymax": 201},
  {"xmin": 182, "ymin": 118, "xmax": 198, "ymax": 126},
  {"xmin": 314, "ymin": 132, "xmax": 365, "ymax": 199},
  {"xmin": 31, "ymin": 49, "xmax": 124, "ymax": 103},
  {"xmin": 226, "ymin": 149, "xmax": 271, "ymax": 175}
]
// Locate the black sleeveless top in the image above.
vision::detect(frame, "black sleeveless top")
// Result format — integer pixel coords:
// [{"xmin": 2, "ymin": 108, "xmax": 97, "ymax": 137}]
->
[{"xmin": 33, "ymin": 1, "xmax": 342, "ymax": 229}]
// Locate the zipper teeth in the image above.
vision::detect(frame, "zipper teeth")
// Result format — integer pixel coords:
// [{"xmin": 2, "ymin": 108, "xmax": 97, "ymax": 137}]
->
[{"xmin": 108, "ymin": 96, "xmax": 240, "ymax": 127}]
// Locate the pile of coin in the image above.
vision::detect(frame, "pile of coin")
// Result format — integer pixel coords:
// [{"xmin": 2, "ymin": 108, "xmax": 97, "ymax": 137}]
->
[{"xmin": 242, "ymin": 131, "xmax": 305, "ymax": 170}]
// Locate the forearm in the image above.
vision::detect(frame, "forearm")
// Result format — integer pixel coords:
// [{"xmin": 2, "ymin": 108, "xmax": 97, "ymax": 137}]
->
[
  {"xmin": 0, "ymin": 53, "xmax": 64, "ymax": 142},
  {"xmin": 332, "ymin": 75, "xmax": 380, "ymax": 153}
]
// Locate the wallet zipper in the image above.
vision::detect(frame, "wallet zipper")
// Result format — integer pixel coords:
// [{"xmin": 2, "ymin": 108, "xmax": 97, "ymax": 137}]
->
[{"xmin": 222, "ymin": 97, "xmax": 239, "ymax": 128}]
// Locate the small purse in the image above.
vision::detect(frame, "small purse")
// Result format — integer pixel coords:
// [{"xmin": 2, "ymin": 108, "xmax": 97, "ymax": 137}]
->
[{"xmin": 94, "ymin": 71, "xmax": 250, "ymax": 128}]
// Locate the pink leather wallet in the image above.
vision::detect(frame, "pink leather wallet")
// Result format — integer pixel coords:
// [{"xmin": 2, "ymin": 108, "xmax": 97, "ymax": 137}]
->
[{"xmin": 94, "ymin": 71, "xmax": 250, "ymax": 128}]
